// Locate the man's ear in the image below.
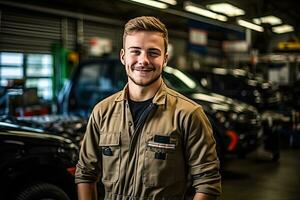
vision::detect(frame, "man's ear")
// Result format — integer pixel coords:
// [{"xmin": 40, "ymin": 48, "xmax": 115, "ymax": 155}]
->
[
  {"xmin": 120, "ymin": 49, "xmax": 125, "ymax": 65},
  {"xmin": 163, "ymin": 53, "xmax": 169, "ymax": 66}
]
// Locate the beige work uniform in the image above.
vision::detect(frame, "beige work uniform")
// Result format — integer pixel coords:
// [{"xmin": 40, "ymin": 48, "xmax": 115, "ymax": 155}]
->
[{"xmin": 75, "ymin": 82, "xmax": 221, "ymax": 199}]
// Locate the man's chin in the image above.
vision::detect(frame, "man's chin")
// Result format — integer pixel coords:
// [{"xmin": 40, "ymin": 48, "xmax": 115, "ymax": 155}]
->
[
  {"xmin": 130, "ymin": 80, "xmax": 152, "ymax": 87},
  {"xmin": 128, "ymin": 75, "xmax": 161, "ymax": 87}
]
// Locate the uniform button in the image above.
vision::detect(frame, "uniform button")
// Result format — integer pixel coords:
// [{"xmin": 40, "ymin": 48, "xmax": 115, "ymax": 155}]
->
[{"xmin": 129, "ymin": 121, "xmax": 133, "ymax": 126}]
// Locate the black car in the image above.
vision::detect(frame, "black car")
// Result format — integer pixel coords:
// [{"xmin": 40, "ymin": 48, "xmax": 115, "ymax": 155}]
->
[
  {"xmin": 0, "ymin": 117, "xmax": 79, "ymax": 200},
  {"xmin": 185, "ymin": 67, "xmax": 281, "ymax": 110},
  {"xmin": 57, "ymin": 58, "xmax": 263, "ymax": 161},
  {"xmin": 186, "ymin": 67, "xmax": 296, "ymax": 155}
]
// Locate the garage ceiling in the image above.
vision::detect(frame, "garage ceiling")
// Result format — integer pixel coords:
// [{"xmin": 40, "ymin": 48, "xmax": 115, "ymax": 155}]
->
[
  {"xmin": 51, "ymin": 0, "xmax": 300, "ymax": 36},
  {"xmin": 189, "ymin": 0, "xmax": 300, "ymax": 28},
  {"xmin": 119, "ymin": 0, "xmax": 300, "ymax": 36},
  {"xmin": 1, "ymin": 0, "xmax": 299, "ymax": 37}
]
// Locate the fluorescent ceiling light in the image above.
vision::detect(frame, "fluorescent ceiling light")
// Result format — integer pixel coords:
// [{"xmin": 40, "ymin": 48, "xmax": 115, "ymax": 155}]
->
[
  {"xmin": 158, "ymin": 0, "xmax": 177, "ymax": 5},
  {"xmin": 129, "ymin": 0, "xmax": 168, "ymax": 9},
  {"xmin": 206, "ymin": 3, "xmax": 245, "ymax": 17},
  {"xmin": 237, "ymin": 19, "xmax": 264, "ymax": 32},
  {"xmin": 184, "ymin": 1, "xmax": 227, "ymax": 21},
  {"xmin": 253, "ymin": 15, "xmax": 282, "ymax": 25},
  {"xmin": 272, "ymin": 25, "xmax": 294, "ymax": 34}
]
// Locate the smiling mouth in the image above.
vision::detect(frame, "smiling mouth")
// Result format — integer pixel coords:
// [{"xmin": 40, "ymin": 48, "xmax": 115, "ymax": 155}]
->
[{"xmin": 133, "ymin": 67, "xmax": 154, "ymax": 72}]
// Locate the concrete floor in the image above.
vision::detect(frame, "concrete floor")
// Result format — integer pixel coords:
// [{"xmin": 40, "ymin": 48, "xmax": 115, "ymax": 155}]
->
[{"xmin": 221, "ymin": 147, "xmax": 300, "ymax": 200}]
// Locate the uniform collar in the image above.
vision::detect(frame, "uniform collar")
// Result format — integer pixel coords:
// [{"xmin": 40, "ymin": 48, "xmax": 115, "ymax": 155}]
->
[{"xmin": 115, "ymin": 81, "xmax": 167, "ymax": 105}]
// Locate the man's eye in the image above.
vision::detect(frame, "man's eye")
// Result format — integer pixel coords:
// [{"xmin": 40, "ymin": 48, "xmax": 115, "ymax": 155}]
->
[
  {"xmin": 149, "ymin": 52, "xmax": 160, "ymax": 57},
  {"xmin": 130, "ymin": 50, "xmax": 140, "ymax": 55}
]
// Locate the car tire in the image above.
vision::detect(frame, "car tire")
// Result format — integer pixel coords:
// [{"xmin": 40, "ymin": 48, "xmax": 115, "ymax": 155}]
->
[
  {"xmin": 271, "ymin": 151, "xmax": 280, "ymax": 162},
  {"xmin": 16, "ymin": 182, "xmax": 70, "ymax": 200},
  {"xmin": 263, "ymin": 121, "xmax": 281, "ymax": 162}
]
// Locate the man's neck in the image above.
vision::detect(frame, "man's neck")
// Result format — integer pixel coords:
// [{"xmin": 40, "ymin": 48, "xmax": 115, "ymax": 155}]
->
[{"xmin": 128, "ymin": 79, "xmax": 162, "ymax": 101}]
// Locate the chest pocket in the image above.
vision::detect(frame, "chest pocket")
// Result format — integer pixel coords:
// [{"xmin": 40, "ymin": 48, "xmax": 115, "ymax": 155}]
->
[
  {"xmin": 99, "ymin": 132, "xmax": 121, "ymax": 183},
  {"xmin": 143, "ymin": 132, "xmax": 185, "ymax": 187}
]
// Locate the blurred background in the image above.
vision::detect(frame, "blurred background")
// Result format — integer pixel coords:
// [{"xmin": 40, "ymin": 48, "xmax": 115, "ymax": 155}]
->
[{"xmin": 0, "ymin": 0, "xmax": 300, "ymax": 200}]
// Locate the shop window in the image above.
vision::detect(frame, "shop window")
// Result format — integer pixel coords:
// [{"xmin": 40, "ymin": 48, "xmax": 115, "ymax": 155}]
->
[
  {"xmin": 26, "ymin": 78, "xmax": 52, "ymax": 100},
  {"xmin": 0, "ymin": 52, "xmax": 24, "ymax": 86},
  {"xmin": 26, "ymin": 54, "xmax": 53, "ymax": 100},
  {"xmin": 0, "ymin": 52, "xmax": 53, "ymax": 100}
]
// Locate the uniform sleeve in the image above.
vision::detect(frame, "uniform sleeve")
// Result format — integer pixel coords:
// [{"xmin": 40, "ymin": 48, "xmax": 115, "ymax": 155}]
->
[
  {"xmin": 75, "ymin": 109, "xmax": 102, "ymax": 184},
  {"xmin": 185, "ymin": 106, "xmax": 221, "ymax": 196}
]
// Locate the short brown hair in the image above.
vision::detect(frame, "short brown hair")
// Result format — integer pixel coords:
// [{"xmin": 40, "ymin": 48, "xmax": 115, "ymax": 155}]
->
[{"xmin": 123, "ymin": 16, "xmax": 168, "ymax": 53}]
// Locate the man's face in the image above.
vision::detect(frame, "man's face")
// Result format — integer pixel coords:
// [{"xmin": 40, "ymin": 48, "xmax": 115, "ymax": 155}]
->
[{"xmin": 120, "ymin": 31, "xmax": 168, "ymax": 87}]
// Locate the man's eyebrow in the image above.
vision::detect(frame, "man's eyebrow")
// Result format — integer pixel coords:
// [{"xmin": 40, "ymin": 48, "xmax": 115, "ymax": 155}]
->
[
  {"xmin": 128, "ymin": 46, "xmax": 141, "ymax": 50},
  {"xmin": 148, "ymin": 48, "xmax": 161, "ymax": 52}
]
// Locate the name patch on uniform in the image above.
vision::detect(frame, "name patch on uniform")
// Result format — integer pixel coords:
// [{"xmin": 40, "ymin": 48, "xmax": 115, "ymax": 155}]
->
[{"xmin": 147, "ymin": 141, "xmax": 176, "ymax": 150}]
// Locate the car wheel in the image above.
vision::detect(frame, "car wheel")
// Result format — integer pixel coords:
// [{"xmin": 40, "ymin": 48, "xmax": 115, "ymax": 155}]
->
[
  {"xmin": 16, "ymin": 182, "xmax": 70, "ymax": 200},
  {"xmin": 263, "ymin": 122, "xmax": 281, "ymax": 162},
  {"xmin": 271, "ymin": 151, "xmax": 280, "ymax": 162}
]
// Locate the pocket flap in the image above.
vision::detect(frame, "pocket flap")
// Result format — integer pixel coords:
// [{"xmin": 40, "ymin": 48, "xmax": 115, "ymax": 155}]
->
[{"xmin": 99, "ymin": 133, "xmax": 120, "ymax": 146}]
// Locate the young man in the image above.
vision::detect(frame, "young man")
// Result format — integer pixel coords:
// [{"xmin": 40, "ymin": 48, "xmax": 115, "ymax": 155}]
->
[{"xmin": 75, "ymin": 16, "xmax": 221, "ymax": 200}]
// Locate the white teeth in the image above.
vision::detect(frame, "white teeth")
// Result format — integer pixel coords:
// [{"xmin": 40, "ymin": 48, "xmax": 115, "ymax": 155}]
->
[{"xmin": 134, "ymin": 68, "xmax": 152, "ymax": 71}]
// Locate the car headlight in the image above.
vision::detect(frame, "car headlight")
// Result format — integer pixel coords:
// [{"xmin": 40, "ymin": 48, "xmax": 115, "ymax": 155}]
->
[
  {"xmin": 215, "ymin": 111, "xmax": 226, "ymax": 123},
  {"xmin": 255, "ymin": 96, "xmax": 262, "ymax": 103},
  {"xmin": 253, "ymin": 89, "xmax": 260, "ymax": 96},
  {"xmin": 229, "ymin": 112, "xmax": 247, "ymax": 124},
  {"xmin": 228, "ymin": 112, "xmax": 238, "ymax": 121},
  {"xmin": 237, "ymin": 113, "xmax": 246, "ymax": 123}
]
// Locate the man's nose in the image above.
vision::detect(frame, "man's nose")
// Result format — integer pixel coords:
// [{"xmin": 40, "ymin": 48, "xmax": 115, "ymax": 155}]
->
[{"xmin": 138, "ymin": 52, "xmax": 150, "ymax": 65}]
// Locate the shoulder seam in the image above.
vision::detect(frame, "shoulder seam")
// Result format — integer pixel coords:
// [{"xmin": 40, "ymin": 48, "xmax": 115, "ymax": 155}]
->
[{"xmin": 166, "ymin": 88, "xmax": 200, "ymax": 107}]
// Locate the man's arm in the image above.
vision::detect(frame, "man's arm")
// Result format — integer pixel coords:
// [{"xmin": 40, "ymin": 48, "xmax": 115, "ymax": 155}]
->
[
  {"xmin": 185, "ymin": 107, "xmax": 222, "ymax": 197},
  {"xmin": 77, "ymin": 182, "xmax": 98, "ymax": 200},
  {"xmin": 75, "ymin": 111, "xmax": 102, "ymax": 200},
  {"xmin": 194, "ymin": 192, "xmax": 217, "ymax": 200}
]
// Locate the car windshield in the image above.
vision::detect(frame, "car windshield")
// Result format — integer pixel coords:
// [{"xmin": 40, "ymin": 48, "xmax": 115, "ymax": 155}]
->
[{"xmin": 68, "ymin": 60, "xmax": 127, "ymax": 116}]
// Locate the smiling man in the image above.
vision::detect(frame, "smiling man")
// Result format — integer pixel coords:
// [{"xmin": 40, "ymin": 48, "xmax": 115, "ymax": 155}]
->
[{"xmin": 75, "ymin": 16, "xmax": 221, "ymax": 200}]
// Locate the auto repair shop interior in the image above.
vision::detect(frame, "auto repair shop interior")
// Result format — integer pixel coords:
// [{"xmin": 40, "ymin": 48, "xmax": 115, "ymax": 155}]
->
[{"xmin": 0, "ymin": 0, "xmax": 300, "ymax": 199}]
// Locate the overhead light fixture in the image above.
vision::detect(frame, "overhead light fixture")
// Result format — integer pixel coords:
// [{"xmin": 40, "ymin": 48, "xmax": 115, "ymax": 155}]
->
[
  {"xmin": 184, "ymin": 1, "xmax": 227, "ymax": 21},
  {"xmin": 237, "ymin": 19, "xmax": 264, "ymax": 32},
  {"xmin": 129, "ymin": 0, "xmax": 168, "ymax": 9},
  {"xmin": 158, "ymin": 0, "xmax": 177, "ymax": 5},
  {"xmin": 206, "ymin": 3, "xmax": 245, "ymax": 17},
  {"xmin": 272, "ymin": 25, "xmax": 294, "ymax": 34},
  {"xmin": 253, "ymin": 15, "xmax": 282, "ymax": 25}
]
